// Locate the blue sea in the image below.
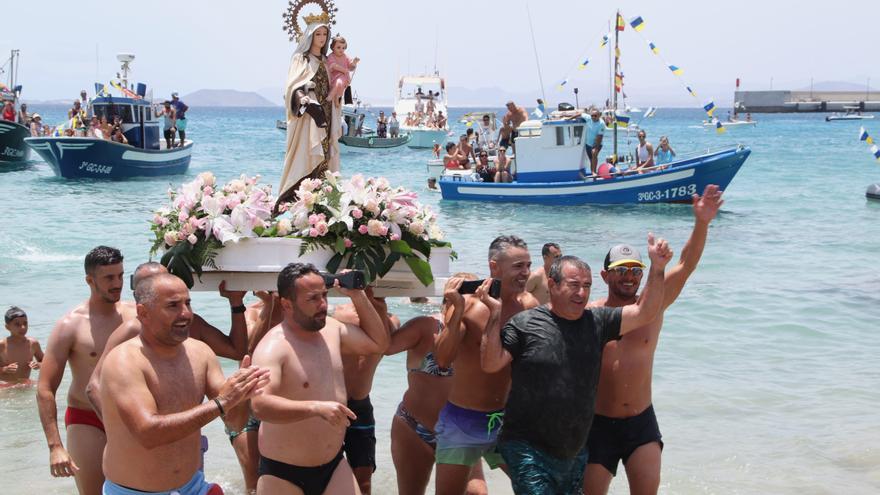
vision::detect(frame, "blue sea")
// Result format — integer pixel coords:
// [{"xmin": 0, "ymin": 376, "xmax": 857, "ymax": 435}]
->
[{"xmin": 1, "ymin": 105, "xmax": 878, "ymax": 494}]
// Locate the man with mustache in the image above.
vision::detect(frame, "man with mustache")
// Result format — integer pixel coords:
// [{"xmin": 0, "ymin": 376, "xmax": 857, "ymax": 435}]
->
[
  {"xmin": 251, "ymin": 263, "xmax": 389, "ymax": 495},
  {"xmin": 37, "ymin": 246, "xmax": 137, "ymax": 494}
]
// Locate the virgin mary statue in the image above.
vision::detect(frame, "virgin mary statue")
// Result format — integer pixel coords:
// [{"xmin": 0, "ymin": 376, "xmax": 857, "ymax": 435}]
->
[{"xmin": 277, "ymin": 14, "xmax": 342, "ymax": 206}]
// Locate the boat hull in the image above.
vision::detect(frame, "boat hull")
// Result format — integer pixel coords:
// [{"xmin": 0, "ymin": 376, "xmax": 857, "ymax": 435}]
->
[
  {"xmin": 825, "ymin": 115, "xmax": 874, "ymax": 121},
  {"xmin": 439, "ymin": 147, "xmax": 750, "ymax": 205},
  {"xmin": 0, "ymin": 121, "xmax": 32, "ymax": 162},
  {"xmin": 339, "ymin": 134, "xmax": 411, "ymax": 151},
  {"xmin": 24, "ymin": 137, "xmax": 192, "ymax": 179},
  {"xmin": 403, "ymin": 128, "xmax": 448, "ymax": 149}
]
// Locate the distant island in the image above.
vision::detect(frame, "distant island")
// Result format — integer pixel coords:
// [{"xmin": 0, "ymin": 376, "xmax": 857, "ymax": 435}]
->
[{"xmin": 180, "ymin": 89, "xmax": 279, "ymax": 107}]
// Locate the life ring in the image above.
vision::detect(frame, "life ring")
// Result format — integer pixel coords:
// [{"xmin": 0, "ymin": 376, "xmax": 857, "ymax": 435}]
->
[{"xmin": 368, "ymin": 137, "xmax": 375, "ymax": 146}]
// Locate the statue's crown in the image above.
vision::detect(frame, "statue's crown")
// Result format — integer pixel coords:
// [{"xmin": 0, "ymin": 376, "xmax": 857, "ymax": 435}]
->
[
  {"xmin": 283, "ymin": 0, "xmax": 338, "ymax": 42},
  {"xmin": 303, "ymin": 12, "xmax": 330, "ymax": 25}
]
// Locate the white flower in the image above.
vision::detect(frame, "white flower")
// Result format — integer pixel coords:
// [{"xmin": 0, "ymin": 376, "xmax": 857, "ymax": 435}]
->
[
  {"xmin": 367, "ymin": 219, "xmax": 385, "ymax": 236},
  {"xmin": 197, "ymin": 171, "xmax": 216, "ymax": 187},
  {"xmin": 408, "ymin": 221, "xmax": 425, "ymax": 236},
  {"xmin": 228, "ymin": 179, "xmax": 246, "ymax": 193},
  {"xmin": 428, "ymin": 224, "xmax": 444, "ymax": 240},
  {"xmin": 277, "ymin": 218, "xmax": 292, "ymax": 236},
  {"xmin": 187, "ymin": 234, "xmax": 198, "ymax": 245},
  {"xmin": 164, "ymin": 231, "xmax": 179, "ymax": 246}
]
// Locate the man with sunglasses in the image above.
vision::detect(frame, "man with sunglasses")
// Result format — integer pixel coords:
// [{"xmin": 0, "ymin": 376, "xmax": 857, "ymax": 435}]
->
[{"xmin": 583, "ymin": 184, "xmax": 725, "ymax": 495}]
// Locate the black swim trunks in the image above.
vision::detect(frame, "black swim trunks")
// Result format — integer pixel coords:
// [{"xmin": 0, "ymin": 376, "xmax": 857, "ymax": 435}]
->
[
  {"xmin": 586, "ymin": 404, "xmax": 664, "ymax": 476},
  {"xmin": 258, "ymin": 449, "xmax": 344, "ymax": 495},
  {"xmin": 344, "ymin": 395, "xmax": 376, "ymax": 471}
]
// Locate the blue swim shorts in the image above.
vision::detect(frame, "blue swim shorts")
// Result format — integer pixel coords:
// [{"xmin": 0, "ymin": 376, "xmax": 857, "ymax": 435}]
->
[
  {"xmin": 498, "ymin": 439, "xmax": 588, "ymax": 495},
  {"xmin": 176, "ymin": 118, "xmax": 187, "ymax": 131},
  {"xmin": 103, "ymin": 470, "xmax": 222, "ymax": 495},
  {"xmin": 435, "ymin": 401, "xmax": 504, "ymax": 469}
]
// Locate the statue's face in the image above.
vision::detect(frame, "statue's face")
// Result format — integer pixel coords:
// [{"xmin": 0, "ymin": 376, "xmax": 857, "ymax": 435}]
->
[{"xmin": 311, "ymin": 26, "xmax": 329, "ymax": 51}]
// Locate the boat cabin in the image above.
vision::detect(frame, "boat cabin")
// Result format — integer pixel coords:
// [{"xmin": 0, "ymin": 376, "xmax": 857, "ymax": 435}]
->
[
  {"xmin": 90, "ymin": 93, "xmax": 161, "ymax": 149},
  {"xmin": 513, "ymin": 116, "xmax": 588, "ymax": 182}
]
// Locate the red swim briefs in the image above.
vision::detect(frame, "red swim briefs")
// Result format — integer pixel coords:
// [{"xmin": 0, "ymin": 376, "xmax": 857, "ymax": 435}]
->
[{"xmin": 64, "ymin": 406, "xmax": 105, "ymax": 432}]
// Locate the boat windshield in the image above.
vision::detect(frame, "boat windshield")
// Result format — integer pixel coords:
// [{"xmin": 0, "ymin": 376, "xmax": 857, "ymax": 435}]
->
[{"xmin": 92, "ymin": 104, "xmax": 135, "ymax": 123}]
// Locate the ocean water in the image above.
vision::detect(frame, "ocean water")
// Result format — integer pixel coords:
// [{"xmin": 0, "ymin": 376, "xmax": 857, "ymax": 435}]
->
[{"xmin": 1, "ymin": 105, "xmax": 878, "ymax": 494}]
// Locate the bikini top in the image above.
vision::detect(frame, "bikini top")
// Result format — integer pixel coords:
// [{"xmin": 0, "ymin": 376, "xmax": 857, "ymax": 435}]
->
[{"xmin": 408, "ymin": 319, "xmax": 454, "ymax": 377}]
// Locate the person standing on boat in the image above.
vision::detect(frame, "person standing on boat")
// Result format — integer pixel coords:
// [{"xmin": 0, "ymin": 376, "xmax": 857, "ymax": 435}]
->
[
  {"xmin": 583, "ymin": 186, "xmax": 724, "ymax": 495},
  {"xmin": 376, "ymin": 111, "xmax": 388, "ymax": 138},
  {"xmin": 654, "ymin": 136, "xmax": 676, "ymax": 167},
  {"xmin": 171, "ymin": 92, "xmax": 189, "ymax": 147},
  {"xmin": 29, "ymin": 113, "xmax": 44, "ymax": 136},
  {"xmin": 17, "ymin": 102, "xmax": 30, "ymax": 125},
  {"xmin": 155, "ymin": 101, "xmax": 177, "ymax": 149},
  {"xmin": 502, "ymin": 101, "xmax": 529, "ymax": 154},
  {"xmin": 278, "ymin": 13, "xmax": 341, "ymax": 207},
  {"xmin": 2, "ymin": 100, "xmax": 15, "ymax": 121},
  {"xmin": 388, "ymin": 111, "xmax": 400, "ymax": 138},
  {"xmin": 585, "ymin": 110, "xmax": 606, "ymax": 175},
  {"xmin": 634, "ymin": 130, "xmax": 655, "ymax": 172}
]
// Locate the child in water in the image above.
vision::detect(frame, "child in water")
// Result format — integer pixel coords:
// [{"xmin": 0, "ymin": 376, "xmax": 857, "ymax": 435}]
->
[
  {"xmin": 0, "ymin": 307, "xmax": 43, "ymax": 385},
  {"xmin": 326, "ymin": 36, "xmax": 360, "ymax": 102}
]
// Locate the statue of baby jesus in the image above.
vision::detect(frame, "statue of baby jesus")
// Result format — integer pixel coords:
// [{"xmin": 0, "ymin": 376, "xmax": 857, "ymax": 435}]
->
[{"xmin": 326, "ymin": 35, "xmax": 360, "ymax": 103}]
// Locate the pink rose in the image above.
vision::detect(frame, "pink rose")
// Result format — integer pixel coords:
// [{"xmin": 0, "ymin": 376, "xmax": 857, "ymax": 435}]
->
[
  {"xmin": 380, "ymin": 226, "xmax": 389, "ymax": 236},
  {"xmin": 203, "ymin": 186, "xmax": 214, "ymax": 196},
  {"xmin": 309, "ymin": 228, "xmax": 319, "ymax": 237},
  {"xmin": 358, "ymin": 225, "xmax": 369, "ymax": 235},
  {"xmin": 315, "ymin": 221, "xmax": 329, "ymax": 236},
  {"xmin": 390, "ymin": 233, "xmax": 400, "ymax": 241},
  {"xmin": 351, "ymin": 208, "xmax": 363, "ymax": 219},
  {"xmin": 344, "ymin": 238, "xmax": 353, "ymax": 248},
  {"xmin": 187, "ymin": 234, "xmax": 198, "ymax": 245}
]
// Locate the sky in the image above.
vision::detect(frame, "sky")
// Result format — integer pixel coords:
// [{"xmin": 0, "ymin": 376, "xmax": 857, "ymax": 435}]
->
[{"xmin": 2, "ymin": 0, "xmax": 879, "ymax": 107}]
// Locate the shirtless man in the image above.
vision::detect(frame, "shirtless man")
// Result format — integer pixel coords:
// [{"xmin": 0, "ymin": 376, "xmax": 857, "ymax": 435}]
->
[
  {"xmin": 334, "ymin": 293, "xmax": 398, "ymax": 495},
  {"xmin": 502, "ymin": 101, "xmax": 529, "ymax": 153},
  {"xmin": 1, "ymin": 306, "xmax": 43, "ymax": 384},
  {"xmin": 37, "ymin": 246, "xmax": 136, "ymax": 494},
  {"xmin": 433, "ymin": 235, "xmax": 540, "ymax": 495},
  {"xmin": 86, "ymin": 262, "xmax": 249, "ymax": 416},
  {"xmin": 251, "ymin": 263, "xmax": 389, "ymax": 495},
  {"xmin": 99, "ymin": 273, "xmax": 269, "ymax": 494},
  {"xmin": 583, "ymin": 185, "xmax": 724, "ymax": 495},
  {"xmin": 525, "ymin": 242, "xmax": 562, "ymax": 305},
  {"xmin": 457, "ymin": 134, "xmax": 475, "ymax": 168}
]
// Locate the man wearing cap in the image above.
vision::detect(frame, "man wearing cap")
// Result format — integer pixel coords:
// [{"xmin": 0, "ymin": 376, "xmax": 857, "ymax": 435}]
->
[
  {"xmin": 171, "ymin": 92, "xmax": 189, "ymax": 147},
  {"xmin": 481, "ymin": 234, "xmax": 673, "ymax": 494},
  {"xmin": 583, "ymin": 184, "xmax": 724, "ymax": 495}
]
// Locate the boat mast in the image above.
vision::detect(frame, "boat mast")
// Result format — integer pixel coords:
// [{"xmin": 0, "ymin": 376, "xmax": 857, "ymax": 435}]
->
[
  {"xmin": 612, "ymin": 11, "xmax": 620, "ymax": 163},
  {"xmin": 525, "ymin": 2, "xmax": 547, "ymax": 105}
]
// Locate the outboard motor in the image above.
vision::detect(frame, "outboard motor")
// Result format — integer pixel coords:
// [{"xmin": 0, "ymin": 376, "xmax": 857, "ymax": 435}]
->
[
  {"xmin": 867, "ymin": 183, "xmax": 880, "ymax": 200},
  {"xmin": 557, "ymin": 102, "xmax": 575, "ymax": 111}
]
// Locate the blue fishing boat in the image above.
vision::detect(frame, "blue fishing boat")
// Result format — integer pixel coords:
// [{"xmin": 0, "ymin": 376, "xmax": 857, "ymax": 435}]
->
[
  {"xmin": 439, "ymin": 116, "xmax": 750, "ymax": 205},
  {"xmin": 25, "ymin": 54, "xmax": 192, "ymax": 179},
  {"xmin": 0, "ymin": 49, "xmax": 31, "ymax": 164}
]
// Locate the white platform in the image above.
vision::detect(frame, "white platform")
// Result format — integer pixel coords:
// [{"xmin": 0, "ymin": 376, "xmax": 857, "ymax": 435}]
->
[{"xmin": 189, "ymin": 237, "xmax": 451, "ymax": 297}]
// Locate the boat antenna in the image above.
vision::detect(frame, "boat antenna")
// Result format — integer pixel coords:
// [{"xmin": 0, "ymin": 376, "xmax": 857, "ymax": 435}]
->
[
  {"xmin": 525, "ymin": 1, "xmax": 547, "ymax": 104},
  {"xmin": 433, "ymin": 25, "xmax": 439, "ymax": 75},
  {"xmin": 612, "ymin": 10, "xmax": 620, "ymax": 164}
]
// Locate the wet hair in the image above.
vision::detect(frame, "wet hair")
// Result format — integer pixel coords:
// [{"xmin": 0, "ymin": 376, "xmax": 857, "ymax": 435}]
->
[
  {"xmin": 541, "ymin": 242, "xmax": 561, "ymax": 257},
  {"xmin": 483, "ymin": 114, "xmax": 491, "ymax": 120},
  {"xmin": 132, "ymin": 262, "xmax": 166, "ymax": 291},
  {"xmin": 488, "ymin": 235, "xmax": 528, "ymax": 261},
  {"xmin": 445, "ymin": 142, "xmax": 456, "ymax": 152},
  {"xmin": 548, "ymin": 256, "xmax": 591, "ymax": 284},
  {"xmin": 5, "ymin": 306, "xmax": 27, "ymax": 324},
  {"xmin": 460, "ymin": 134, "xmax": 468, "ymax": 141},
  {"xmin": 84, "ymin": 246, "xmax": 123, "ymax": 275},
  {"xmin": 277, "ymin": 263, "xmax": 322, "ymax": 301}
]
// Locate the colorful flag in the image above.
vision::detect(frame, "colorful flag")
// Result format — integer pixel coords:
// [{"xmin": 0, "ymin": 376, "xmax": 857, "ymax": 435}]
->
[
  {"xmin": 873, "ymin": 144, "xmax": 880, "ymax": 159},
  {"xmin": 557, "ymin": 78, "xmax": 569, "ymax": 91},
  {"xmin": 578, "ymin": 58, "xmax": 590, "ymax": 70},
  {"xmin": 615, "ymin": 113, "xmax": 630, "ymax": 128},
  {"xmin": 668, "ymin": 65, "xmax": 683, "ymax": 76},
  {"xmin": 860, "ymin": 127, "xmax": 874, "ymax": 144},
  {"xmin": 715, "ymin": 120, "xmax": 726, "ymax": 134},
  {"xmin": 600, "ymin": 34, "xmax": 609, "ymax": 48},
  {"xmin": 630, "ymin": 16, "xmax": 646, "ymax": 31},
  {"xmin": 686, "ymin": 86, "xmax": 697, "ymax": 98},
  {"xmin": 615, "ymin": 74, "xmax": 623, "ymax": 92},
  {"xmin": 617, "ymin": 14, "xmax": 626, "ymax": 31},
  {"xmin": 615, "ymin": 46, "xmax": 621, "ymax": 58},
  {"xmin": 703, "ymin": 101, "xmax": 716, "ymax": 116},
  {"xmin": 649, "ymin": 42, "xmax": 659, "ymax": 54}
]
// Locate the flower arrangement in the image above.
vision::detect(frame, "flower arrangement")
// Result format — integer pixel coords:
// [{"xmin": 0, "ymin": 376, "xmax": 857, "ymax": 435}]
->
[
  {"xmin": 283, "ymin": 172, "xmax": 452, "ymax": 285},
  {"xmin": 149, "ymin": 172, "xmax": 452, "ymax": 288}
]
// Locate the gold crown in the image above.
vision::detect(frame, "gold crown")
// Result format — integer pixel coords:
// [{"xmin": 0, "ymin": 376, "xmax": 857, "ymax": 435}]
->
[
  {"xmin": 303, "ymin": 12, "xmax": 330, "ymax": 25},
  {"xmin": 282, "ymin": 0, "xmax": 338, "ymax": 42}
]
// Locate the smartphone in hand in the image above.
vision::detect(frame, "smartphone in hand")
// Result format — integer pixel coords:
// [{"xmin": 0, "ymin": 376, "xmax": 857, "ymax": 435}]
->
[
  {"xmin": 457, "ymin": 279, "xmax": 501, "ymax": 298},
  {"xmin": 321, "ymin": 270, "xmax": 367, "ymax": 290}
]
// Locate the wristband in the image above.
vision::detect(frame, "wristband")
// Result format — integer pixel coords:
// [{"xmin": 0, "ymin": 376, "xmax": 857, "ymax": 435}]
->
[
  {"xmin": 213, "ymin": 397, "xmax": 226, "ymax": 418},
  {"xmin": 230, "ymin": 304, "xmax": 246, "ymax": 314}
]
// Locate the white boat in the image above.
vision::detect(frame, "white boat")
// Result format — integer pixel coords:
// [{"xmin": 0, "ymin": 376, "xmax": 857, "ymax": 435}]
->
[
  {"xmin": 702, "ymin": 118, "xmax": 757, "ymax": 128},
  {"xmin": 393, "ymin": 74, "xmax": 449, "ymax": 148},
  {"xmin": 826, "ymin": 107, "xmax": 874, "ymax": 121}
]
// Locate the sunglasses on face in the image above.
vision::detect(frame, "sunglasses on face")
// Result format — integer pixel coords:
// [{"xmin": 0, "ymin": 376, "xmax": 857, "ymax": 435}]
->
[{"xmin": 608, "ymin": 266, "xmax": 644, "ymax": 276}]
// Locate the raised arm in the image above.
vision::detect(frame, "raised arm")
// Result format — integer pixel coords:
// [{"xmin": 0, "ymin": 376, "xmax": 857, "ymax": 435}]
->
[
  {"xmin": 188, "ymin": 284, "xmax": 247, "ymax": 360},
  {"xmin": 36, "ymin": 317, "xmax": 78, "ymax": 477},
  {"xmin": 433, "ymin": 278, "xmax": 467, "ymax": 368},
  {"xmin": 103, "ymin": 345, "xmax": 267, "ymax": 450},
  {"xmin": 620, "ymin": 234, "xmax": 673, "ymax": 335},
  {"xmin": 384, "ymin": 315, "xmax": 436, "ymax": 356},
  {"xmin": 339, "ymin": 286, "xmax": 389, "ymax": 355},
  {"xmin": 246, "ymin": 291, "xmax": 278, "ymax": 355},
  {"xmin": 662, "ymin": 185, "xmax": 723, "ymax": 308},
  {"xmin": 478, "ymin": 279, "xmax": 512, "ymax": 373}
]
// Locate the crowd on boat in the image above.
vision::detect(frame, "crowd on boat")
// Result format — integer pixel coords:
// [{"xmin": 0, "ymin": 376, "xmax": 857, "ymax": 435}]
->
[
  {"xmin": 402, "ymin": 87, "xmax": 447, "ymax": 129},
  {"xmin": 3, "ymin": 185, "xmax": 723, "ymax": 495}
]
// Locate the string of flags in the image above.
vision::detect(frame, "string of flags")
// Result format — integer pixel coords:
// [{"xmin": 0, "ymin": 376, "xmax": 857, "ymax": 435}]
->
[{"xmin": 859, "ymin": 127, "xmax": 880, "ymax": 161}]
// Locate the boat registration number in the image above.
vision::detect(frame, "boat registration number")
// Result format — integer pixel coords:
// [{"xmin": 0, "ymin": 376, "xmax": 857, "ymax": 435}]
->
[
  {"xmin": 79, "ymin": 161, "xmax": 113, "ymax": 175},
  {"xmin": 2, "ymin": 146, "xmax": 24, "ymax": 158},
  {"xmin": 637, "ymin": 184, "xmax": 697, "ymax": 202}
]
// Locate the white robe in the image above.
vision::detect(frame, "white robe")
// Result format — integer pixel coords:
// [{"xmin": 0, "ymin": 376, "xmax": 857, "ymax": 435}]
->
[{"xmin": 278, "ymin": 30, "xmax": 341, "ymax": 201}]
